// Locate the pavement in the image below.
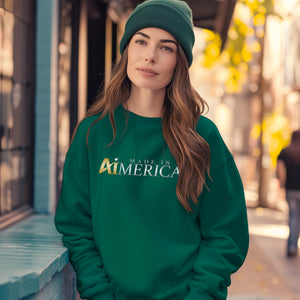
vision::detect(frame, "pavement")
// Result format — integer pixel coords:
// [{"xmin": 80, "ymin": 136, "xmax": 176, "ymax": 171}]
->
[{"xmin": 228, "ymin": 206, "xmax": 300, "ymax": 300}]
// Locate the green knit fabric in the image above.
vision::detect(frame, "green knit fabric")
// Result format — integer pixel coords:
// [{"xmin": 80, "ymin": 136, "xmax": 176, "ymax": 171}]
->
[
  {"xmin": 55, "ymin": 105, "xmax": 249, "ymax": 300},
  {"xmin": 119, "ymin": 0, "xmax": 195, "ymax": 66}
]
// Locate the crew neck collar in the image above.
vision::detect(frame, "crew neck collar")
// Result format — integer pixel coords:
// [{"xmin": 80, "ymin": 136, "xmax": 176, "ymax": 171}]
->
[{"xmin": 119, "ymin": 105, "xmax": 162, "ymax": 127}]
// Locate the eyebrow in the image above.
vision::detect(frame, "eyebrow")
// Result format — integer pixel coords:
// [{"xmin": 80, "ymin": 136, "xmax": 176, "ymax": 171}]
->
[{"xmin": 134, "ymin": 31, "xmax": 178, "ymax": 46}]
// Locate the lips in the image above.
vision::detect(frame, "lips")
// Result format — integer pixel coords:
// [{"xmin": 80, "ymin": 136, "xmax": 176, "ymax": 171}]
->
[{"xmin": 137, "ymin": 67, "xmax": 159, "ymax": 76}]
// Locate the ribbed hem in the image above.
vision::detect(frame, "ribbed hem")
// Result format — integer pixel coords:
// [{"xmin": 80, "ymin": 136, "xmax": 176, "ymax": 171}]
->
[
  {"xmin": 89, "ymin": 289, "xmax": 114, "ymax": 300},
  {"xmin": 184, "ymin": 289, "xmax": 215, "ymax": 300}
]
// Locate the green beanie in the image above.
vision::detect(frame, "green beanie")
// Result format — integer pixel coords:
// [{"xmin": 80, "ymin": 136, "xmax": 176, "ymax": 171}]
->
[{"xmin": 119, "ymin": 0, "xmax": 195, "ymax": 67}]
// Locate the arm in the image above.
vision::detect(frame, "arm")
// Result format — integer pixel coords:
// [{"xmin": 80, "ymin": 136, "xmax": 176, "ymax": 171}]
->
[
  {"xmin": 54, "ymin": 121, "xmax": 114, "ymax": 300},
  {"xmin": 276, "ymin": 159, "xmax": 286, "ymax": 187},
  {"xmin": 185, "ymin": 126, "xmax": 249, "ymax": 300}
]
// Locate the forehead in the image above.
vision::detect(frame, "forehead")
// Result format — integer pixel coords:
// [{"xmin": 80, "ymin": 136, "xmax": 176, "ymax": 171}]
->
[{"xmin": 134, "ymin": 27, "xmax": 176, "ymax": 41}]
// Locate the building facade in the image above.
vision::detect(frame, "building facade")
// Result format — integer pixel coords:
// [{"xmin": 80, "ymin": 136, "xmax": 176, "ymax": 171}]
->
[{"xmin": 0, "ymin": 0, "xmax": 116, "ymax": 298}]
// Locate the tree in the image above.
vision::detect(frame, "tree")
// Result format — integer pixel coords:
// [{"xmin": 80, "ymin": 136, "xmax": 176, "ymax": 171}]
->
[
  {"xmin": 199, "ymin": 0, "xmax": 277, "ymax": 93},
  {"xmin": 198, "ymin": 0, "xmax": 282, "ymax": 207}
]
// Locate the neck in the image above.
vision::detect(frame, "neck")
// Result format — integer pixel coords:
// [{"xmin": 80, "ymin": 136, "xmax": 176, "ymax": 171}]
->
[{"xmin": 125, "ymin": 85, "xmax": 166, "ymax": 117}]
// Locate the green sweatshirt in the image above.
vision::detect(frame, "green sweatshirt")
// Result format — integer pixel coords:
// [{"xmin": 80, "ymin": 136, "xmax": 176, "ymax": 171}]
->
[{"xmin": 54, "ymin": 105, "xmax": 249, "ymax": 300}]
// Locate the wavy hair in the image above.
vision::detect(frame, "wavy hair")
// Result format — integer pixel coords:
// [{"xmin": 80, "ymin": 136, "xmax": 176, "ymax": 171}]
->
[{"xmin": 80, "ymin": 44, "xmax": 210, "ymax": 212}]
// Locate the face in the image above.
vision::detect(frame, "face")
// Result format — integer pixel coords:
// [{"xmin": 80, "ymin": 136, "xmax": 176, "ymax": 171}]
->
[{"xmin": 127, "ymin": 27, "xmax": 178, "ymax": 92}]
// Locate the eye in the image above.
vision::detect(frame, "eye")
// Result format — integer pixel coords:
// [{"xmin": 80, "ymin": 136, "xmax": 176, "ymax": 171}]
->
[
  {"xmin": 161, "ymin": 45, "xmax": 175, "ymax": 53},
  {"xmin": 135, "ymin": 39, "xmax": 147, "ymax": 45}
]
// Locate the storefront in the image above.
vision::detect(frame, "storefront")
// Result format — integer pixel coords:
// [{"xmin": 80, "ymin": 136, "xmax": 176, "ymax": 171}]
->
[{"xmin": 0, "ymin": 1, "xmax": 36, "ymax": 226}]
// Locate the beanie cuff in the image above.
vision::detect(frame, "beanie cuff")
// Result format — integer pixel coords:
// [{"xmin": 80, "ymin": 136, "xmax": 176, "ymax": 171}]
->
[{"xmin": 119, "ymin": 1, "xmax": 195, "ymax": 66}]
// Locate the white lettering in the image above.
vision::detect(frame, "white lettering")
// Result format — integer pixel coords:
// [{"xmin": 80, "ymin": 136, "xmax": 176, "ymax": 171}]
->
[
  {"xmin": 160, "ymin": 165, "xmax": 171, "ymax": 178},
  {"xmin": 119, "ymin": 163, "xmax": 132, "ymax": 175},
  {"xmin": 143, "ymin": 164, "xmax": 153, "ymax": 176},
  {"xmin": 133, "ymin": 164, "xmax": 143, "ymax": 176},
  {"xmin": 154, "ymin": 165, "xmax": 159, "ymax": 177},
  {"xmin": 170, "ymin": 166, "xmax": 179, "ymax": 177}
]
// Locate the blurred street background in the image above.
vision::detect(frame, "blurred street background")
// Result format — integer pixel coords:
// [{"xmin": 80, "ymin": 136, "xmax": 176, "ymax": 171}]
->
[{"xmin": 0, "ymin": 0, "xmax": 300, "ymax": 299}]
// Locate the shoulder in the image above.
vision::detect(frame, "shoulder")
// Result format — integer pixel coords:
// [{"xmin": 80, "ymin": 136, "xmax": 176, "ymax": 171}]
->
[
  {"xmin": 73, "ymin": 113, "xmax": 113, "ymax": 144},
  {"xmin": 68, "ymin": 114, "xmax": 103, "ymax": 155},
  {"xmin": 196, "ymin": 115, "xmax": 233, "ymax": 170},
  {"xmin": 196, "ymin": 115, "xmax": 222, "ymax": 145},
  {"xmin": 278, "ymin": 146, "xmax": 291, "ymax": 162},
  {"xmin": 76, "ymin": 114, "xmax": 102, "ymax": 135}
]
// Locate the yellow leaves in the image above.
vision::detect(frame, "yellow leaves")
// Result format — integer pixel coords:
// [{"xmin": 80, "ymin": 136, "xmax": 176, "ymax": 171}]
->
[
  {"xmin": 201, "ymin": 31, "xmax": 222, "ymax": 68},
  {"xmin": 228, "ymin": 27, "xmax": 239, "ymax": 40},
  {"xmin": 253, "ymin": 13, "xmax": 266, "ymax": 26},
  {"xmin": 202, "ymin": 44, "xmax": 220, "ymax": 68},
  {"xmin": 249, "ymin": 40, "xmax": 261, "ymax": 52},
  {"xmin": 225, "ymin": 77, "xmax": 241, "ymax": 94},
  {"xmin": 207, "ymin": 43, "xmax": 220, "ymax": 58},
  {"xmin": 246, "ymin": 27, "xmax": 255, "ymax": 37},
  {"xmin": 232, "ymin": 52, "xmax": 242, "ymax": 65},
  {"xmin": 245, "ymin": 0, "xmax": 259, "ymax": 11},
  {"xmin": 240, "ymin": 62, "xmax": 249, "ymax": 72},
  {"xmin": 256, "ymin": 28, "xmax": 265, "ymax": 38},
  {"xmin": 202, "ymin": 29, "xmax": 219, "ymax": 42},
  {"xmin": 224, "ymin": 68, "xmax": 244, "ymax": 93},
  {"xmin": 238, "ymin": 22, "xmax": 249, "ymax": 36},
  {"xmin": 258, "ymin": 5, "xmax": 267, "ymax": 14},
  {"xmin": 242, "ymin": 47, "xmax": 252, "ymax": 62},
  {"xmin": 251, "ymin": 123, "xmax": 261, "ymax": 139},
  {"xmin": 199, "ymin": 0, "xmax": 276, "ymax": 94},
  {"xmin": 251, "ymin": 113, "xmax": 291, "ymax": 168}
]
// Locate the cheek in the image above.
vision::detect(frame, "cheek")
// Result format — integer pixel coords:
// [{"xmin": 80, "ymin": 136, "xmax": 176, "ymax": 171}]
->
[
  {"xmin": 127, "ymin": 43, "xmax": 135, "ymax": 69},
  {"xmin": 164, "ymin": 58, "xmax": 177, "ymax": 81},
  {"xmin": 126, "ymin": 52, "xmax": 135, "ymax": 80}
]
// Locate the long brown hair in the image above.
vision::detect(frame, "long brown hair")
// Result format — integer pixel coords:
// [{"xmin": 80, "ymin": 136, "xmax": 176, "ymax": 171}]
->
[{"xmin": 80, "ymin": 44, "xmax": 210, "ymax": 212}]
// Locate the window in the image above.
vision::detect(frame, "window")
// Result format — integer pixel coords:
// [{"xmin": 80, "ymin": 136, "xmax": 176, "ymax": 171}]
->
[{"xmin": 0, "ymin": 1, "xmax": 35, "ymax": 224}]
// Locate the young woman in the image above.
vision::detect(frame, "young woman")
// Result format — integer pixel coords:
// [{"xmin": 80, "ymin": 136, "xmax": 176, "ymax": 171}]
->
[{"xmin": 55, "ymin": 0, "xmax": 249, "ymax": 299}]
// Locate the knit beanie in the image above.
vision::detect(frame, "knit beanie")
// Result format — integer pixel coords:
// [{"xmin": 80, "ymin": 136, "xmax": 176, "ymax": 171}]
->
[{"xmin": 119, "ymin": 0, "xmax": 195, "ymax": 67}]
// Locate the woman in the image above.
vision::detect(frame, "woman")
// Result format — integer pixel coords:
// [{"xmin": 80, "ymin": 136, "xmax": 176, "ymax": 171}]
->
[{"xmin": 55, "ymin": 0, "xmax": 249, "ymax": 299}]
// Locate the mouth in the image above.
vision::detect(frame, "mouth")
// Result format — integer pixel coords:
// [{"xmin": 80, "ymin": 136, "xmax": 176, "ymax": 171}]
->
[{"xmin": 137, "ymin": 67, "xmax": 159, "ymax": 76}]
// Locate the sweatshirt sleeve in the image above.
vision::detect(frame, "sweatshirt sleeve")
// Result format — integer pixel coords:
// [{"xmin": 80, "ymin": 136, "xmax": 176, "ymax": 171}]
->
[
  {"xmin": 54, "ymin": 120, "xmax": 114, "ymax": 300},
  {"xmin": 185, "ymin": 120, "xmax": 249, "ymax": 300}
]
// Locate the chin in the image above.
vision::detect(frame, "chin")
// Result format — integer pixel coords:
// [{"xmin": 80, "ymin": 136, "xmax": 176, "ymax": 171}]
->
[{"xmin": 133, "ymin": 80, "xmax": 168, "ymax": 91}]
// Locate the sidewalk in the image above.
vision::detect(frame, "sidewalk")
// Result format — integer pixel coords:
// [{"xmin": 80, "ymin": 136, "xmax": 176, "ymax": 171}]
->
[{"xmin": 228, "ymin": 207, "xmax": 300, "ymax": 300}]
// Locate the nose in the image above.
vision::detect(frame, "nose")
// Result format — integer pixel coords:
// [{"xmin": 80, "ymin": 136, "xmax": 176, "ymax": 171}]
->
[
  {"xmin": 145, "ymin": 47, "xmax": 156, "ymax": 63},
  {"xmin": 145, "ymin": 57, "xmax": 155, "ymax": 63}
]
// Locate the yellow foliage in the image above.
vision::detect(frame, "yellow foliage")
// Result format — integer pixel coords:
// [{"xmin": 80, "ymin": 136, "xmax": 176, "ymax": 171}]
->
[
  {"xmin": 225, "ymin": 77, "xmax": 242, "ymax": 93},
  {"xmin": 203, "ymin": 29, "xmax": 218, "ymax": 41},
  {"xmin": 256, "ymin": 28, "xmax": 265, "ymax": 38},
  {"xmin": 258, "ymin": 5, "xmax": 267, "ymax": 14},
  {"xmin": 207, "ymin": 44, "xmax": 220, "ymax": 57},
  {"xmin": 220, "ymin": 51, "xmax": 230, "ymax": 62},
  {"xmin": 242, "ymin": 47, "xmax": 252, "ymax": 62},
  {"xmin": 240, "ymin": 62, "xmax": 249, "ymax": 72},
  {"xmin": 253, "ymin": 13, "xmax": 266, "ymax": 26},
  {"xmin": 246, "ymin": 27, "xmax": 255, "ymax": 36},
  {"xmin": 251, "ymin": 113, "xmax": 291, "ymax": 168},
  {"xmin": 245, "ymin": 0, "xmax": 259, "ymax": 11},
  {"xmin": 199, "ymin": 0, "xmax": 275, "ymax": 94},
  {"xmin": 251, "ymin": 123, "xmax": 261, "ymax": 139},
  {"xmin": 232, "ymin": 52, "xmax": 242, "ymax": 65},
  {"xmin": 228, "ymin": 27, "xmax": 239, "ymax": 40},
  {"xmin": 238, "ymin": 23, "xmax": 249, "ymax": 35},
  {"xmin": 250, "ymin": 40, "xmax": 261, "ymax": 52}
]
